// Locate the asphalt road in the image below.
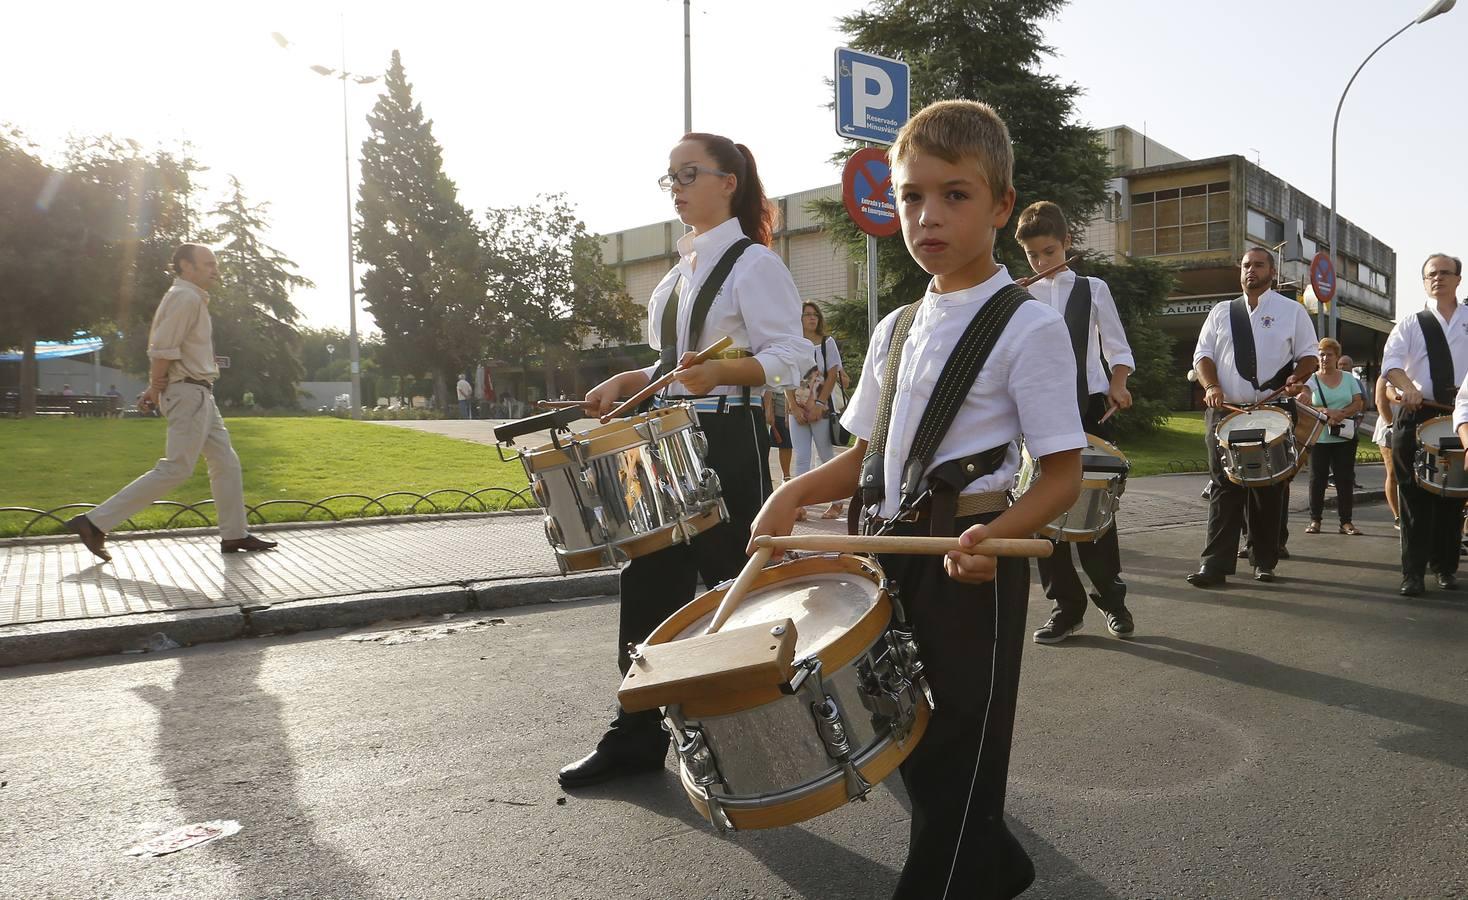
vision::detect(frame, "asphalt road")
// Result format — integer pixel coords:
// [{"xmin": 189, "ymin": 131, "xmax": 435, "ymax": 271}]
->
[{"xmin": 2, "ymin": 502, "xmax": 1464, "ymax": 900}]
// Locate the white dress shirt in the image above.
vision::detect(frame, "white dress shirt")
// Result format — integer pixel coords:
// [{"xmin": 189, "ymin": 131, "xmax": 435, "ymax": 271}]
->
[
  {"xmin": 841, "ymin": 267, "xmax": 1087, "ymax": 519},
  {"xmin": 1029, "ymin": 270, "xmax": 1136, "ymax": 394},
  {"xmin": 1192, "ymin": 290, "xmax": 1317, "ymax": 404},
  {"xmin": 639, "ymin": 216, "xmax": 809, "ymax": 397},
  {"xmin": 1381, "ymin": 300, "xmax": 1468, "ymax": 403},
  {"xmin": 1454, "ymin": 379, "xmax": 1468, "ymax": 430}
]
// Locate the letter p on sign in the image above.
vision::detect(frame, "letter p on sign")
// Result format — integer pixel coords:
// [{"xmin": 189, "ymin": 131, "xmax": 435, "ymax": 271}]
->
[{"xmin": 851, "ymin": 62, "xmax": 893, "ymax": 129}]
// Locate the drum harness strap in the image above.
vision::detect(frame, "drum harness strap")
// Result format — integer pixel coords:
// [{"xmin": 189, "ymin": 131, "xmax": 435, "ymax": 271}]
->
[
  {"xmin": 1415, "ymin": 308, "xmax": 1461, "ymax": 408},
  {"xmin": 1063, "ymin": 274, "xmax": 1093, "ymax": 418},
  {"xmin": 651, "ymin": 239, "xmax": 756, "ymax": 412},
  {"xmin": 855, "ymin": 284, "xmax": 1030, "ymax": 540},
  {"xmin": 1228, "ymin": 297, "xmax": 1298, "ymax": 396}
]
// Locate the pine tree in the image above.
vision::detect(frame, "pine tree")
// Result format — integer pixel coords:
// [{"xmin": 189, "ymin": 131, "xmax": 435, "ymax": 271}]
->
[
  {"xmin": 202, "ymin": 176, "xmax": 311, "ymax": 407},
  {"xmin": 355, "ymin": 50, "xmax": 493, "ymax": 409}
]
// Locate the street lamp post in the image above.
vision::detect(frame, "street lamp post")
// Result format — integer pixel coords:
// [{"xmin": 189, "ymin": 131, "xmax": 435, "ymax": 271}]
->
[
  {"xmin": 272, "ymin": 25, "xmax": 380, "ymax": 418},
  {"xmin": 1327, "ymin": 0, "xmax": 1455, "ymax": 340}
]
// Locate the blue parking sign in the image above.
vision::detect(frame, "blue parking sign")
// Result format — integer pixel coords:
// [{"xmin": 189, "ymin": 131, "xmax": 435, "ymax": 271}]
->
[{"xmin": 834, "ymin": 47, "xmax": 910, "ymax": 145}]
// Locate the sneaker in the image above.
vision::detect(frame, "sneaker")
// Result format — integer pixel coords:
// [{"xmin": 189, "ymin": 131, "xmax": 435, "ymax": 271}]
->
[
  {"xmin": 1102, "ymin": 607, "xmax": 1135, "ymax": 638},
  {"xmin": 1033, "ymin": 615, "xmax": 1082, "ymax": 645}
]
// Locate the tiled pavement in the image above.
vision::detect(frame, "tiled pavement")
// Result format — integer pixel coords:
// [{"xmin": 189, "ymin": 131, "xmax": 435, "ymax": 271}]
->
[{"xmin": 0, "ymin": 468, "xmax": 1383, "ymax": 628}]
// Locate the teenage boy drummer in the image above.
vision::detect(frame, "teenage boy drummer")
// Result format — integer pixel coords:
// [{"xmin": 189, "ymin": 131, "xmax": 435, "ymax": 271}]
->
[{"xmin": 750, "ymin": 100, "xmax": 1085, "ymax": 899}]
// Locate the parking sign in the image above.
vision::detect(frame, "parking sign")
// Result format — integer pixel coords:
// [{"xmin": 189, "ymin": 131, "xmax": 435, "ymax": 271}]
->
[{"xmin": 834, "ymin": 48, "xmax": 910, "ymax": 145}]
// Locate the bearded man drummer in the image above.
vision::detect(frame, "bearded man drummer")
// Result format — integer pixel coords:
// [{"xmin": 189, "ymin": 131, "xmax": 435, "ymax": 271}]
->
[
  {"xmin": 1382, "ymin": 253, "xmax": 1468, "ymax": 596},
  {"xmin": 1187, "ymin": 247, "xmax": 1318, "ymax": 587}
]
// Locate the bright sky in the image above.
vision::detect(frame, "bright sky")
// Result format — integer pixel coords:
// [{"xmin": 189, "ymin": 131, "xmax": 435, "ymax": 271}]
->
[{"xmin": 6, "ymin": 0, "xmax": 1463, "ymax": 332}]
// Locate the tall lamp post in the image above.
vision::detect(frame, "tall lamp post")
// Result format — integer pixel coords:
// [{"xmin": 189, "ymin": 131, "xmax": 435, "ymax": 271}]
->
[
  {"xmin": 272, "ymin": 26, "xmax": 380, "ymax": 418},
  {"xmin": 1327, "ymin": 0, "xmax": 1455, "ymax": 340}
]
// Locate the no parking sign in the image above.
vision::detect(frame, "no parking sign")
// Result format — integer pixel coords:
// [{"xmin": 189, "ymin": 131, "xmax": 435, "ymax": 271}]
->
[{"xmin": 842, "ymin": 147, "xmax": 900, "ymax": 238}]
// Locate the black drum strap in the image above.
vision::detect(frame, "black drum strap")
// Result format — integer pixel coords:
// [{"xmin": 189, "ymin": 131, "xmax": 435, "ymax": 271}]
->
[
  {"xmin": 1064, "ymin": 275, "xmax": 1092, "ymax": 417},
  {"xmin": 1229, "ymin": 296, "xmax": 1296, "ymax": 393},
  {"xmin": 656, "ymin": 238, "xmax": 755, "ymax": 380},
  {"xmin": 1416, "ymin": 309, "xmax": 1460, "ymax": 405}
]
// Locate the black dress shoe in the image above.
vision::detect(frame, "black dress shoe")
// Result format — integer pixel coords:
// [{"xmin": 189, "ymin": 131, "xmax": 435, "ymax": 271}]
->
[
  {"xmin": 557, "ymin": 748, "xmax": 665, "ymax": 789},
  {"xmin": 65, "ymin": 514, "xmax": 111, "ymax": 562},
  {"xmin": 1186, "ymin": 570, "xmax": 1226, "ymax": 588},
  {"xmin": 1400, "ymin": 575, "xmax": 1425, "ymax": 597},
  {"xmin": 221, "ymin": 535, "xmax": 278, "ymax": 553},
  {"xmin": 1437, "ymin": 573, "xmax": 1459, "ymax": 590},
  {"xmin": 1237, "ymin": 548, "xmax": 1250, "ymax": 560},
  {"xmin": 1277, "ymin": 547, "xmax": 1290, "ymax": 560},
  {"xmin": 1254, "ymin": 567, "xmax": 1276, "ymax": 583}
]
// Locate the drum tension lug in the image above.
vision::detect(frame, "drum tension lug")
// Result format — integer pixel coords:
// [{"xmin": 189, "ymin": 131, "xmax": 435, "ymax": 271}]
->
[{"xmin": 779, "ymin": 658, "xmax": 820, "ymax": 696}]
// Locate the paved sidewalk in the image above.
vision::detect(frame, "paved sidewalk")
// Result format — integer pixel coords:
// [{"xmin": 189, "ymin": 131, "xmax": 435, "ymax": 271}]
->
[{"xmin": 0, "ymin": 466, "xmax": 1385, "ymax": 665}]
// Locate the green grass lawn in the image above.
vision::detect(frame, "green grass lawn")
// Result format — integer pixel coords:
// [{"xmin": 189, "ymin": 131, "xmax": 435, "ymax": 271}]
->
[
  {"xmin": 1119, "ymin": 411, "xmax": 1383, "ymax": 476},
  {"xmin": 0, "ymin": 418, "xmax": 529, "ymax": 536}
]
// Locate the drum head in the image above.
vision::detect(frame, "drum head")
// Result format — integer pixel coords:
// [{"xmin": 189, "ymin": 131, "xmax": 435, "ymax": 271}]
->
[
  {"xmin": 1418, "ymin": 416, "xmax": 1454, "ymax": 447},
  {"xmin": 673, "ymin": 567, "xmax": 880, "ymax": 663},
  {"xmin": 1218, "ymin": 408, "xmax": 1290, "ymax": 442}
]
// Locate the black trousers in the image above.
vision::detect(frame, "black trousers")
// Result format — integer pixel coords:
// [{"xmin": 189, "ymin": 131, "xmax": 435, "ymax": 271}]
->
[
  {"xmin": 1392, "ymin": 411, "xmax": 1464, "ymax": 578},
  {"xmin": 599, "ymin": 404, "xmax": 772, "ymax": 758},
  {"xmin": 1201, "ymin": 407, "xmax": 1286, "ymax": 574},
  {"xmin": 1037, "ymin": 393, "xmax": 1124, "ymax": 620},
  {"xmin": 1308, "ymin": 440, "xmax": 1358, "ymax": 523},
  {"xmin": 882, "ymin": 513, "xmax": 1036, "ymax": 900}
]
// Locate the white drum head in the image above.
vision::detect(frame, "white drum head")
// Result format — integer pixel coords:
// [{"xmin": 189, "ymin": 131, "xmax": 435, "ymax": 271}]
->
[
  {"xmin": 1218, "ymin": 408, "xmax": 1290, "ymax": 442},
  {"xmin": 675, "ymin": 573, "xmax": 879, "ymax": 661},
  {"xmin": 1418, "ymin": 416, "xmax": 1455, "ymax": 448}
]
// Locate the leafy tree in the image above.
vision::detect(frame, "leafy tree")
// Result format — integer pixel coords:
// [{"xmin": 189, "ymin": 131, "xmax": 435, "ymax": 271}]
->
[
  {"xmin": 482, "ymin": 194, "xmax": 641, "ymax": 398},
  {"xmin": 201, "ymin": 176, "xmax": 311, "ymax": 407},
  {"xmin": 815, "ymin": 0, "xmax": 1111, "ymax": 370},
  {"xmin": 355, "ymin": 50, "xmax": 493, "ymax": 410}
]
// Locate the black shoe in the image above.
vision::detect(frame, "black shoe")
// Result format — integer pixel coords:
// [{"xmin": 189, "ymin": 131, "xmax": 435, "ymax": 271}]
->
[
  {"xmin": 65, "ymin": 514, "xmax": 111, "ymax": 563},
  {"xmin": 1186, "ymin": 570, "xmax": 1226, "ymax": 588},
  {"xmin": 1400, "ymin": 575, "xmax": 1425, "ymax": 597},
  {"xmin": 1102, "ymin": 606, "xmax": 1135, "ymax": 638},
  {"xmin": 557, "ymin": 747, "xmax": 666, "ymax": 789},
  {"xmin": 1254, "ymin": 568, "xmax": 1276, "ymax": 583},
  {"xmin": 221, "ymin": 535, "xmax": 278, "ymax": 553},
  {"xmin": 1437, "ymin": 573, "xmax": 1459, "ymax": 590},
  {"xmin": 1033, "ymin": 615, "xmax": 1083, "ymax": 645},
  {"xmin": 1277, "ymin": 547, "xmax": 1290, "ymax": 560},
  {"xmin": 1237, "ymin": 548, "xmax": 1250, "ymax": 560}
]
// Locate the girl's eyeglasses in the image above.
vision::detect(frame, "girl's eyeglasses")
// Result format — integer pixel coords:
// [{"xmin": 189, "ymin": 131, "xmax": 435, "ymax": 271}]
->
[{"xmin": 658, "ymin": 164, "xmax": 730, "ymax": 191}]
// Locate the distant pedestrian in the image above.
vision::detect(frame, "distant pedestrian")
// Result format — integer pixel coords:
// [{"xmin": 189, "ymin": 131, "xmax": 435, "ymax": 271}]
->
[
  {"xmin": 105, "ymin": 384, "xmax": 122, "ymax": 416},
  {"xmin": 60, "ymin": 384, "xmax": 74, "ymax": 396},
  {"xmin": 456, "ymin": 374, "xmax": 474, "ymax": 419},
  {"xmin": 1374, "ymin": 375, "xmax": 1402, "ymax": 527},
  {"xmin": 64, "ymin": 243, "xmax": 278, "ymax": 563},
  {"xmin": 1303, "ymin": 338, "xmax": 1365, "ymax": 536}
]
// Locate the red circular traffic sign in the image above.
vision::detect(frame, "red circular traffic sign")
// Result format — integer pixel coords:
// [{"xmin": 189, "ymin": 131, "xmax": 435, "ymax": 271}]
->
[
  {"xmin": 1310, "ymin": 252, "xmax": 1337, "ymax": 305},
  {"xmin": 842, "ymin": 147, "xmax": 900, "ymax": 238}
]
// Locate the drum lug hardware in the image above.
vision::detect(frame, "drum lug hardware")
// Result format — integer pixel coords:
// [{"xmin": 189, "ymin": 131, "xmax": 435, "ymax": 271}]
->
[
  {"xmin": 780, "ymin": 657, "xmax": 821, "ymax": 696},
  {"xmin": 811, "ymin": 695, "xmax": 872, "ymax": 802},
  {"xmin": 672, "ymin": 723, "xmax": 734, "ymax": 832},
  {"xmin": 591, "ymin": 506, "xmax": 613, "ymax": 543},
  {"xmin": 770, "ymin": 624, "xmax": 786, "ymax": 637}
]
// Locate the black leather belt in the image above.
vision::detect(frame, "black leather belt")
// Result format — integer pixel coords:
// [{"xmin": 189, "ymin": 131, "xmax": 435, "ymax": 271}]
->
[{"xmin": 182, "ymin": 377, "xmax": 213, "ymax": 391}]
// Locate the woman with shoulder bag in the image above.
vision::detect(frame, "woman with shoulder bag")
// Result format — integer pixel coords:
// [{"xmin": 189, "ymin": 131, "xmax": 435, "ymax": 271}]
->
[
  {"xmin": 1304, "ymin": 338, "xmax": 1365, "ymax": 535},
  {"xmin": 789, "ymin": 302, "xmax": 848, "ymax": 520}
]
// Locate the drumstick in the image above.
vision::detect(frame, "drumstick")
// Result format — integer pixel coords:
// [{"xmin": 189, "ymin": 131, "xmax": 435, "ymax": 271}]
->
[
  {"xmin": 1098, "ymin": 405, "xmax": 1119, "ymax": 425},
  {"xmin": 602, "ymin": 336, "xmax": 734, "ymax": 423},
  {"xmin": 751, "ymin": 534, "xmax": 1053, "ymax": 558},
  {"xmin": 536, "ymin": 400, "xmax": 595, "ymax": 409},
  {"xmin": 704, "ymin": 545, "xmax": 774, "ymax": 635},
  {"xmin": 1015, "ymin": 255, "xmax": 1081, "ymax": 288}
]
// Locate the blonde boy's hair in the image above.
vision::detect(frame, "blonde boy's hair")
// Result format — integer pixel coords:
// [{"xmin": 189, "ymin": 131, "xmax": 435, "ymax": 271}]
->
[{"xmin": 890, "ymin": 100, "xmax": 1013, "ymax": 202}]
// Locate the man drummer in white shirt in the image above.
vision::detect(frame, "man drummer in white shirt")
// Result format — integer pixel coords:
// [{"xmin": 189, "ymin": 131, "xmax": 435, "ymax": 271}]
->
[
  {"xmin": 1381, "ymin": 253, "xmax": 1467, "ymax": 596},
  {"xmin": 1188, "ymin": 247, "xmax": 1318, "ymax": 587}
]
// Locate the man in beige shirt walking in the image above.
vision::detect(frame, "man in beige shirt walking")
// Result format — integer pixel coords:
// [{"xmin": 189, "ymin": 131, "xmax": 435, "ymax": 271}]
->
[{"xmin": 66, "ymin": 244, "xmax": 278, "ymax": 561}]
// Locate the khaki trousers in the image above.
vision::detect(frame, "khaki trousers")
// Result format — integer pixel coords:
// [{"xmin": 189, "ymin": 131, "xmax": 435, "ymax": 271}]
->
[{"xmin": 89, "ymin": 382, "xmax": 248, "ymax": 539}]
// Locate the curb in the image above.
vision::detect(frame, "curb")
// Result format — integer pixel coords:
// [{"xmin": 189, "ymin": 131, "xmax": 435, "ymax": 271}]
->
[{"xmin": 0, "ymin": 571, "xmax": 622, "ymax": 669}]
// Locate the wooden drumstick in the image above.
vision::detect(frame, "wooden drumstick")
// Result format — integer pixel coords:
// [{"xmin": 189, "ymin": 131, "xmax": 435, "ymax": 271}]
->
[
  {"xmin": 536, "ymin": 400, "xmax": 595, "ymax": 409},
  {"xmin": 703, "ymin": 545, "xmax": 774, "ymax": 635},
  {"xmin": 751, "ymin": 534, "xmax": 1053, "ymax": 558},
  {"xmin": 1015, "ymin": 255, "xmax": 1081, "ymax": 288},
  {"xmin": 602, "ymin": 336, "xmax": 735, "ymax": 423},
  {"xmin": 1098, "ymin": 404, "xmax": 1119, "ymax": 425}
]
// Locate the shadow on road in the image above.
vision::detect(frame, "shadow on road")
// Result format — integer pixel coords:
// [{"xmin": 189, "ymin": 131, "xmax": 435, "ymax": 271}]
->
[
  {"xmin": 1090, "ymin": 635, "xmax": 1468, "ymax": 772},
  {"xmin": 132, "ymin": 644, "xmax": 384, "ymax": 898}
]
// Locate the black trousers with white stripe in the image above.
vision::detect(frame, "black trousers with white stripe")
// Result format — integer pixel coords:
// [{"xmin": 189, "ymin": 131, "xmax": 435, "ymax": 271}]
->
[
  {"xmin": 599, "ymin": 404, "xmax": 772, "ymax": 757},
  {"xmin": 881, "ymin": 512, "xmax": 1036, "ymax": 900},
  {"xmin": 1392, "ymin": 409, "xmax": 1464, "ymax": 577}
]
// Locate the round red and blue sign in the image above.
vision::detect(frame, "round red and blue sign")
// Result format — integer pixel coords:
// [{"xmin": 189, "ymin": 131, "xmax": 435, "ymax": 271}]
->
[{"xmin": 841, "ymin": 147, "xmax": 900, "ymax": 238}]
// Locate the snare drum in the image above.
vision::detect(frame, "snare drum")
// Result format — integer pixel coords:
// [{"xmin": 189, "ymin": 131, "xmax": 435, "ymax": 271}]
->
[
  {"xmin": 1015, "ymin": 434, "xmax": 1130, "ymax": 541},
  {"xmin": 519, "ymin": 405, "xmax": 727, "ymax": 573},
  {"xmin": 1216, "ymin": 407, "xmax": 1297, "ymax": 487},
  {"xmin": 1414, "ymin": 416, "xmax": 1468, "ymax": 498},
  {"xmin": 627, "ymin": 554, "xmax": 930, "ymax": 831}
]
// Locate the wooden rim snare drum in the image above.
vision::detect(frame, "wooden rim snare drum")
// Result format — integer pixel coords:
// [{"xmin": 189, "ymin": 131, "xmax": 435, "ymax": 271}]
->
[
  {"xmin": 519, "ymin": 404, "xmax": 726, "ymax": 573},
  {"xmin": 1415, "ymin": 416, "xmax": 1468, "ymax": 498},
  {"xmin": 1016, "ymin": 433, "xmax": 1130, "ymax": 541},
  {"xmin": 1216, "ymin": 407, "xmax": 1299, "ymax": 487},
  {"xmin": 625, "ymin": 554, "xmax": 931, "ymax": 832}
]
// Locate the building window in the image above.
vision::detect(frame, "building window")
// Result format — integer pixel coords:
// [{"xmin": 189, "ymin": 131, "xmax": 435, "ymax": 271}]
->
[
  {"xmin": 1246, "ymin": 209, "xmax": 1284, "ymax": 246},
  {"xmin": 1359, "ymin": 262, "xmax": 1388, "ymax": 294},
  {"xmin": 1131, "ymin": 181, "xmax": 1229, "ymax": 257}
]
